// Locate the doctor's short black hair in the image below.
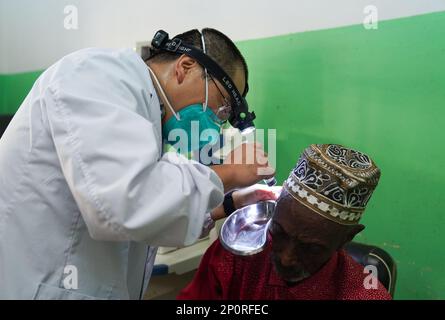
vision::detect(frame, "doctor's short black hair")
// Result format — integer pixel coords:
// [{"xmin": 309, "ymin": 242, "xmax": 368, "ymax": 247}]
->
[{"xmin": 146, "ymin": 28, "xmax": 248, "ymax": 92}]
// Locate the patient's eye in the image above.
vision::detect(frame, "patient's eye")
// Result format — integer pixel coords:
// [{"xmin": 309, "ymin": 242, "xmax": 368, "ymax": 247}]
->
[
  {"xmin": 300, "ymin": 243, "xmax": 325, "ymax": 254},
  {"xmin": 270, "ymin": 222, "xmax": 288, "ymax": 239}
]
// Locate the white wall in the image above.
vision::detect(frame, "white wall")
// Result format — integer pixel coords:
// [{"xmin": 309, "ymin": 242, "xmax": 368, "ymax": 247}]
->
[{"xmin": 1, "ymin": 0, "xmax": 445, "ymax": 73}]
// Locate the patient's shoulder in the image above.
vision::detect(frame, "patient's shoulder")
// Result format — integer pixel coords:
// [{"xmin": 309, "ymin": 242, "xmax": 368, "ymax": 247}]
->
[
  {"xmin": 337, "ymin": 250, "xmax": 392, "ymax": 300},
  {"xmin": 206, "ymin": 239, "xmax": 236, "ymax": 267}
]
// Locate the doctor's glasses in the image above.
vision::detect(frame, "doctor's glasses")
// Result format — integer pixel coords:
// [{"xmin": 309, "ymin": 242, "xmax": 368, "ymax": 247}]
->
[{"xmin": 209, "ymin": 75, "xmax": 233, "ymax": 122}]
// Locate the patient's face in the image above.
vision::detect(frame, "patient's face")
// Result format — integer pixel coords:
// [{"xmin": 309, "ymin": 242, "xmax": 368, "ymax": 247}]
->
[{"xmin": 270, "ymin": 188, "xmax": 357, "ymax": 284}]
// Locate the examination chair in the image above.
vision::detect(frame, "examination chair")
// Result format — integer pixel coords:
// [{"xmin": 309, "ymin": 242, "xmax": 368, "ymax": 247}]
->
[{"xmin": 0, "ymin": 115, "xmax": 13, "ymax": 138}]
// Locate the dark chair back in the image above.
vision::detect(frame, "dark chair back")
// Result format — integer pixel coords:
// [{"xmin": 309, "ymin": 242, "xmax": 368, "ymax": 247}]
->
[{"xmin": 0, "ymin": 115, "xmax": 14, "ymax": 138}]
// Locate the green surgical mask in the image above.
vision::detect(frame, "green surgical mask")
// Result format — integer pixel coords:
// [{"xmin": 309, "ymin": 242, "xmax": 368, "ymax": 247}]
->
[
  {"xmin": 147, "ymin": 65, "xmax": 223, "ymax": 153},
  {"xmin": 162, "ymin": 104, "xmax": 223, "ymax": 152}
]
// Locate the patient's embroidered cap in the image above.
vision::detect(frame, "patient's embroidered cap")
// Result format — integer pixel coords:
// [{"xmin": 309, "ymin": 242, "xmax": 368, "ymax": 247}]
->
[{"xmin": 284, "ymin": 144, "xmax": 381, "ymax": 225}]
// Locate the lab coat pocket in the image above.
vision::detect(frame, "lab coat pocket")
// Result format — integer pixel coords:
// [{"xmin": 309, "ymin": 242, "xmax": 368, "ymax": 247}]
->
[{"xmin": 33, "ymin": 283, "xmax": 105, "ymax": 300}]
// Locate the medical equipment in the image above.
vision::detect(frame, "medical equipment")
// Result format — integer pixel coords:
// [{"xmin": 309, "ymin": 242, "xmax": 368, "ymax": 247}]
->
[
  {"xmin": 264, "ymin": 176, "xmax": 277, "ymax": 186},
  {"xmin": 220, "ymin": 200, "xmax": 276, "ymax": 256}
]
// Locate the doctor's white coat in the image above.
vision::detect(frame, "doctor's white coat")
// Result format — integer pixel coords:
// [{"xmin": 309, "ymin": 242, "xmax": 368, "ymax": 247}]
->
[{"xmin": 0, "ymin": 48, "xmax": 224, "ymax": 299}]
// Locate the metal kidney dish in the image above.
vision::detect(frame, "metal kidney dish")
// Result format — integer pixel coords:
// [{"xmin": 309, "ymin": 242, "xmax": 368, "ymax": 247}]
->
[{"xmin": 220, "ymin": 201, "xmax": 276, "ymax": 256}]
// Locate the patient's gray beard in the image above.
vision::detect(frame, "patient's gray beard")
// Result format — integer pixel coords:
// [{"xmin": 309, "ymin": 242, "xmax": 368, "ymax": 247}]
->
[
  {"xmin": 271, "ymin": 254, "xmax": 311, "ymax": 284},
  {"xmin": 284, "ymin": 271, "xmax": 312, "ymax": 285}
]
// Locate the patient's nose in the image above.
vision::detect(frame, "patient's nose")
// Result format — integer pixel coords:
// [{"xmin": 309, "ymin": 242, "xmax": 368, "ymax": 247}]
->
[{"xmin": 279, "ymin": 249, "xmax": 299, "ymax": 267}]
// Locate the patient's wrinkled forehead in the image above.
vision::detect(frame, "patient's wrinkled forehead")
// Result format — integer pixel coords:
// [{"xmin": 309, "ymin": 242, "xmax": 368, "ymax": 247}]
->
[{"xmin": 274, "ymin": 189, "xmax": 347, "ymax": 240}]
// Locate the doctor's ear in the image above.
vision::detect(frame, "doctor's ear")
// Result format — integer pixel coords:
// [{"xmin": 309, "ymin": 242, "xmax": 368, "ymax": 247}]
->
[{"xmin": 174, "ymin": 55, "xmax": 199, "ymax": 85}]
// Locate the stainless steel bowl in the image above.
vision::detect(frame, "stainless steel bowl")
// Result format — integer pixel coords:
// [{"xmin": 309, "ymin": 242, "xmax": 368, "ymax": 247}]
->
[{"xmin": 220, "ymin": 200, "xmax": 276, "ymax": 256}]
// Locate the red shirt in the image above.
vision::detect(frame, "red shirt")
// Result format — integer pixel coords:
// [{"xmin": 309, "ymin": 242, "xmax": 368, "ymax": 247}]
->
[{"xmin": 178, "ymin": 239, "xmax": 391, "ymax": 300}]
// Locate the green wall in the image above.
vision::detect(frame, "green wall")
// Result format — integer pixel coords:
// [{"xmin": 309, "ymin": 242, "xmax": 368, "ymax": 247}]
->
[
  {"xmin": 0, "ymin": 71, "xmax": 42, "ymax": 114},
  {"xmin": 237, "ymin": 11, "xmax": 445, "ymax": 299},
  {"xmin": 1, "ymin": 11, "xmax": 444, "ymax": 299}
]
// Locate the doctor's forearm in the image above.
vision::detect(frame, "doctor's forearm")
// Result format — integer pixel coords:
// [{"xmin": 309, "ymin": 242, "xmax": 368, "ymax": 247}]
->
[
  {"xmin": 210, "ymin": 190, "xmax": 243, "ymax": 221},
  {"xmin": 210, "ymin": 165, "xmax": 237, "ymax": 193},
  {"xmin": 210, "ymin": 205, "xmax": 226, "ymax": 221}
]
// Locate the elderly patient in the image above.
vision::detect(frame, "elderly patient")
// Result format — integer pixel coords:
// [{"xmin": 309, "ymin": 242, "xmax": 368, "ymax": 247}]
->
[{"xmin": 178, "ymin": 144, "xmax": 391, "ymax": 300}]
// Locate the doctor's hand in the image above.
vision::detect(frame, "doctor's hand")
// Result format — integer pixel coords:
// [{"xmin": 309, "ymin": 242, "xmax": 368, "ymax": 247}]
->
[
  {"xmin": 210, "ymin": 184, "xmax": 282, "ymax": 221},
  {"xmin": 211, "ymin": 143, "xmax": 275, "ymax": 192},
  {"xmin": 232, "ymin": 184, "xmax": 282, "ymax": 209}
]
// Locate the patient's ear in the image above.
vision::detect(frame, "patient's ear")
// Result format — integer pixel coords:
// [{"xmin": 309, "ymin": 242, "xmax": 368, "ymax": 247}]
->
[{"xmin": 340, "ymin": 224, "xmax": 365, "ymax": 248}]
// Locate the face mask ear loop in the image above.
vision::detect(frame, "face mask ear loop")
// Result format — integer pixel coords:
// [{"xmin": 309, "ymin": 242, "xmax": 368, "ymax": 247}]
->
[
  {"xmin": 201, "ymin": 31, "xmax": 209, "ymax": 112},
  {"xmin": 147, "ymin": 65, "xmax": 181, "ymax": 121}
]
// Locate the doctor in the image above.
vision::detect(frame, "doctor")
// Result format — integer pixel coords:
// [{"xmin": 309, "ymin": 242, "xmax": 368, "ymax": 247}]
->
[{"xmin": 0, "ymin": 28, "xmax": 275, "ymax": 299}]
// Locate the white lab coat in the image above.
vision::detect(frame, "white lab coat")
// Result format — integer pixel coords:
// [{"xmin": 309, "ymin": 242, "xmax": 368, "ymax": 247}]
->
[{"xmin": 0, "ymin": 48, "xmax": 224, "ymax": 299}]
